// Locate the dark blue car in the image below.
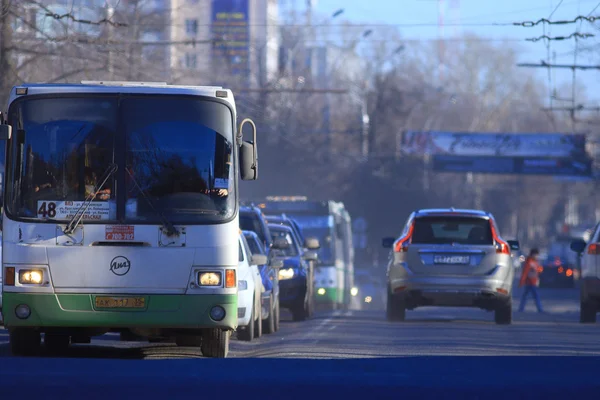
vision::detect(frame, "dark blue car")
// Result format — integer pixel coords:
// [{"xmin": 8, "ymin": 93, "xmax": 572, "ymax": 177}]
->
[{"xmin": 269, "ymin": 224, "xmax": 317, "ymax": 321}]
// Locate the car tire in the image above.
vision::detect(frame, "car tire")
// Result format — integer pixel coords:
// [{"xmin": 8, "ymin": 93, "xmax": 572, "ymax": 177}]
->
[
  {"xmin": 238, "ymin": 298, "xmax": 255, "ymax": 342},
  {"xmin": 9, "ymin": 329, "xmax": 41, "ymax": 356},
  {"xmin": 386, "ymin": 291, "xmax": 406, "ymax": 322},
  {"xmin": 580, "ymin": 299, "xmax": 597, "ymax": 324},
  {"xmin": 292, "ymin": 299, "xmax": 308, "ymax": 321},
  {"xmin": 201, "ymin": 329, "xmax": 230, "ymax": 358},
  {"xmin": 274, "ymin": 298, "xmax": 281, "ymax": 332},
  {"xmin": 254, "ymin": 298, "xmax": 263, "ymax": 338},
  {"xmin": 263, "ymin": 294, "xmax": 276, "ymax": 334},
  {"xmin": 44, "ymin": 333, "xmax": 71, "ymax": 353},
  {"xmin": 494, "ymin": 299, "xmax": 512, "ymax": 325}
]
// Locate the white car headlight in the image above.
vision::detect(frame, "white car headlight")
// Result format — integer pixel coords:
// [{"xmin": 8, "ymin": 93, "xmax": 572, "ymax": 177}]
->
[
  {"xmin": 278, "ymin": 268, "xmax": 295, "ymax": 280},
  {"xmin": 238, "ymin": 280, "xmax": 248, "ymax": 291},
  {"xmin": 350, "ymin": 287, "xmax": 359, "ymax": 296}
]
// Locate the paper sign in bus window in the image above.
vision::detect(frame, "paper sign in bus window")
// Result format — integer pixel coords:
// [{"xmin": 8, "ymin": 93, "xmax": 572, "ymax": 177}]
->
[
  {"xmin": 37, "ymin": 201, "xmax": 111, "ymax": 220},
  {"xmin": 214, "ymin": 178, "xmax": 229, "ymax": 189}
]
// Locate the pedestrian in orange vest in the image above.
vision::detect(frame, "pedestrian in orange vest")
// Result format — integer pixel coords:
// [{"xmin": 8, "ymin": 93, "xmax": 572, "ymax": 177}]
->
[{"xmin": 518, "ymin": 248, "xmax": 544, "ymax": 313}]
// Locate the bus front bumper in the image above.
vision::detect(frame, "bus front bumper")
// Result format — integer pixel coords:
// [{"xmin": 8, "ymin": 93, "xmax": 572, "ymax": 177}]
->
[{"xmin": 2, "ymin": 293, "xmax": 237, "ymax": 330}]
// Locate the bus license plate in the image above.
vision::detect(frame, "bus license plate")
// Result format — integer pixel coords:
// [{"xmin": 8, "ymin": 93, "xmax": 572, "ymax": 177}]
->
[{"xmin": 95, "ymin": 296, "xmax": 146, "ymax": 309}]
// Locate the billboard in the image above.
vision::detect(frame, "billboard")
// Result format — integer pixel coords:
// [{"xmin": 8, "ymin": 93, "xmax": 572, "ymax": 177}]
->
[
  {"xmin": 401, "ymin": 131, "xmax": 588, "ymax": 158},
  {"xmin": 401, "ymin": 131, "xmax": 593, "ymax": 176},
  {"xmin": 211, "ymin": 0, "xmax": 250, "ymax": 81}
]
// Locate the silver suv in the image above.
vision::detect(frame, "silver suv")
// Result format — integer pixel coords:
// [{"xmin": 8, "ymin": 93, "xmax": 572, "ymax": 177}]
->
[{"xmin": 383, "ymin": 209, "xmax": 519, "ymax": 325}]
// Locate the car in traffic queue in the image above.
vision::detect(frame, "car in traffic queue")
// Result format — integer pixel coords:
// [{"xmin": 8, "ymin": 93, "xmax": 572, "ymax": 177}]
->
[
  {"xmin": 539, "ymin": 254, "xmax": 576, "ymax": 288},
  {"xmin": 240, "ymin": 205, "xmax": 273, "ymax": 253},
  {"xmin": 265, "ymin": 214, "xmax": 306, "ymax": 247},
  {"xmin": 236, "ymin": 233, "xmax": 267, "ymax": 341},
  {"xmin": 571, "ymin": 222, "xmax": 600, "ymax": 323},
  {"xmin": 243, "ymin": 230, "xmax": 281, "ymax": 333},
  {"xmin": 269, "ymin": 224, "xmax": 318, "ymax": 321},
  {"xmin": 383, "ymin": 208, "xmax": 520, "ymax": 325},
  {"xmin": 352, "ymin": 268, "xmax": 386, "ymax": 310}
]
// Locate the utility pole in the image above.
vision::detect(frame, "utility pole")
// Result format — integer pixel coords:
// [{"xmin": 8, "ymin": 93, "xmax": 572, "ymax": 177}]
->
[{"xmin": 106, "ymin": 4, "xmax": 115, "ymax": 80}]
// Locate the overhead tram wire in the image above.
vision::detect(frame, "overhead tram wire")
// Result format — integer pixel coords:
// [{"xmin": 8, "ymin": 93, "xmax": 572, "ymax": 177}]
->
[{"xmin": 549, "ymin": 0, "xmax": 566, "ymax": 19}]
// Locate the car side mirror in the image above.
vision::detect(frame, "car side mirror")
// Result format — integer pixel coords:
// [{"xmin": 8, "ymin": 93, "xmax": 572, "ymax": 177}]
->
[
  {"xmin": 302, "ymin": 250, "xmax": 318, "ymax": 262},
  {"xmin": 570, "ymin": 239, "xmax": 587, "ymax": 254},
  {"xmin": 251, "ymin": 254, "xmax": 268, "ymax": 266},
  {"xmin": 304, "ymin": 237, "xmax": 320, "ymax": 250},
  {"xmin": 272, "ymin": 237, "xmax": 290, "ymax": 250},
  {"xmin": 382, "ymin": 237, "xmax": 395, "ymax": 249},
  {"xmin": 239, "ymin": 118, "xmax": 258, "ymax": 181},
  {"xmin": 507, "ymin": 240, "xmax": 520, "ymax": 251},
  {"xmin": 0, "ymin": 124, "xmax": 11, "ymax": 140}
]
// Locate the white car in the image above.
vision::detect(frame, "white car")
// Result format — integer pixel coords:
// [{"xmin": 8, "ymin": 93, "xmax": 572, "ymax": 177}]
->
[
  {"xmin": 236, "ymin": 233, "xmax": 266, "ymax": 341},
  {"xmin": 571, "ymin": 224, "xmax": 600, "ymax": 323}
]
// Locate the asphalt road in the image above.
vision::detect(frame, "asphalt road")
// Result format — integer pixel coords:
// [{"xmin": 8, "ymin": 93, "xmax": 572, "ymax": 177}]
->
[
  {"xmin": 1, "ymin": 285, "xmax": 600, "ymax": 398},
  {"xmin": 0, "ymin": 285, "xmax": 599, "ymax": 358}
]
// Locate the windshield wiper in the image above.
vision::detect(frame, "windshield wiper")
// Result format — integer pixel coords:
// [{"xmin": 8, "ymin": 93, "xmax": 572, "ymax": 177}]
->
[
  {"xmin": 63, "ymin": 163, "xmax": 118, "ymax": 235},
  {"xmin": 126, "ymin": 168, "xmax": 179, "ymax": 237}
]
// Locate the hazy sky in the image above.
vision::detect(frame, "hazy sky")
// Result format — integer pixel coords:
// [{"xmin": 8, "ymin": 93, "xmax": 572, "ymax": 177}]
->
[{"xmin": 307, "ymin": 0, "xmax": 600, "ymax": 104}]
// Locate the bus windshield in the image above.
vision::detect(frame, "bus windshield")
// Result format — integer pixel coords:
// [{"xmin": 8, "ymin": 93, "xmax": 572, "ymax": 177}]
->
[
  {"xmin": 5, "ymin": 95, "xmax": 235, "ymax": 223},
  {"xmin": 292, "ymin": 215, "xmax": 334, "ymax": 265}
]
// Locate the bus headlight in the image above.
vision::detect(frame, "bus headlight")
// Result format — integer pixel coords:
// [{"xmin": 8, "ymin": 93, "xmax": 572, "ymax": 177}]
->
[
  {"xmin": 317, "ymin": 288, "xmax": 326, "ymax": 295},
  {"xmin": 19, "ymin": 270, "xmax": 44, "ymax": 285},
  {"xmin": 350, "ymin": 287, "xmax": 359, "ymax": 296},
  {"xmin": 198, "ymin": 272, "xmax": 222, "ymax": 286},
  {"xmin": 279, "ymin": 268, "xmax": 295, "ymax": 280}
]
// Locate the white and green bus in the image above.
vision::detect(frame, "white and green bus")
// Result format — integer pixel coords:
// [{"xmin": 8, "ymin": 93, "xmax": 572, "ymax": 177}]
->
[
  {"xmin": 260, "ymin": 198, "xmax": 355, "ymax": 310},
  {"xmin": 0, "ymin": 81, "xmax": 258, "ymax": 357}
]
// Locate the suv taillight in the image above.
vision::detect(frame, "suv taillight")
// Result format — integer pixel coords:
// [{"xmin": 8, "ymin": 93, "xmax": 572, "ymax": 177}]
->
[
  {"xmin": 394, "ymin": 221, "xmax": 415, "ymax": 253},
  {"xmin": 490, "ymin": 222, "xmax": 510, "ymax": 255},
  {"xmin": 588, "ymin": 243, "xmax": 600, "ymax": 255}
]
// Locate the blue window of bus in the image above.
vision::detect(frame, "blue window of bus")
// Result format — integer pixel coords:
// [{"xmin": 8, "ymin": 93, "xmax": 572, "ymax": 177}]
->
[{"xmin": 122, "ymin": 96, "xmax": 234, "ymax": 223}]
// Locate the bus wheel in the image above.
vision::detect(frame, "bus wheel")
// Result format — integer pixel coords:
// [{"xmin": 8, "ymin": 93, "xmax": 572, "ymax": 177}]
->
[
  {"xmin": 201, "ymin": 329, "xmax": 230, "ymax": 358},
  {"xmin": 45, "ymin": 333, "xmax": 71, "ymax": 353},
  {"xmin": 10, "ymin": 329, "xmax": 41, "ymax": 356},
  {"xmin": 263, "ymin": 294, "xmax": 276, "ymax": 334},
  {"xmin": 175, "ymin": 334, "xmax": 202, "ymax": 347}
]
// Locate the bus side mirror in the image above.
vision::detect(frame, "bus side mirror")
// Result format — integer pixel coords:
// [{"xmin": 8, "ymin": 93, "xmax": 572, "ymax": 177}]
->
[
  {"xmin": 0, "ymin": 124, "xmax": 11, "ymax": 140},
  {"xmin": 240, "ymin": 141, "xmax": 257, "ymax": 180},
  {"xmin": 239, "ymin": 118, "xmax": 258, "ymax": 181}
]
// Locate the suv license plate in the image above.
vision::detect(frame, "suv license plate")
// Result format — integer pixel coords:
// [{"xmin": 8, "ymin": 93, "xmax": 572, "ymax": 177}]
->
[{"xmin": 434, "ymin": 255, "xmax": 470, "ymax": 265}]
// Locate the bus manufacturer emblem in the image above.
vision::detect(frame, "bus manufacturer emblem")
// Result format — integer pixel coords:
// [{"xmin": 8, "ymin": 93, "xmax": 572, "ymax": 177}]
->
[{"xmin": 110, "ymin": 256, "xmax": 131, "ymax": 276}]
